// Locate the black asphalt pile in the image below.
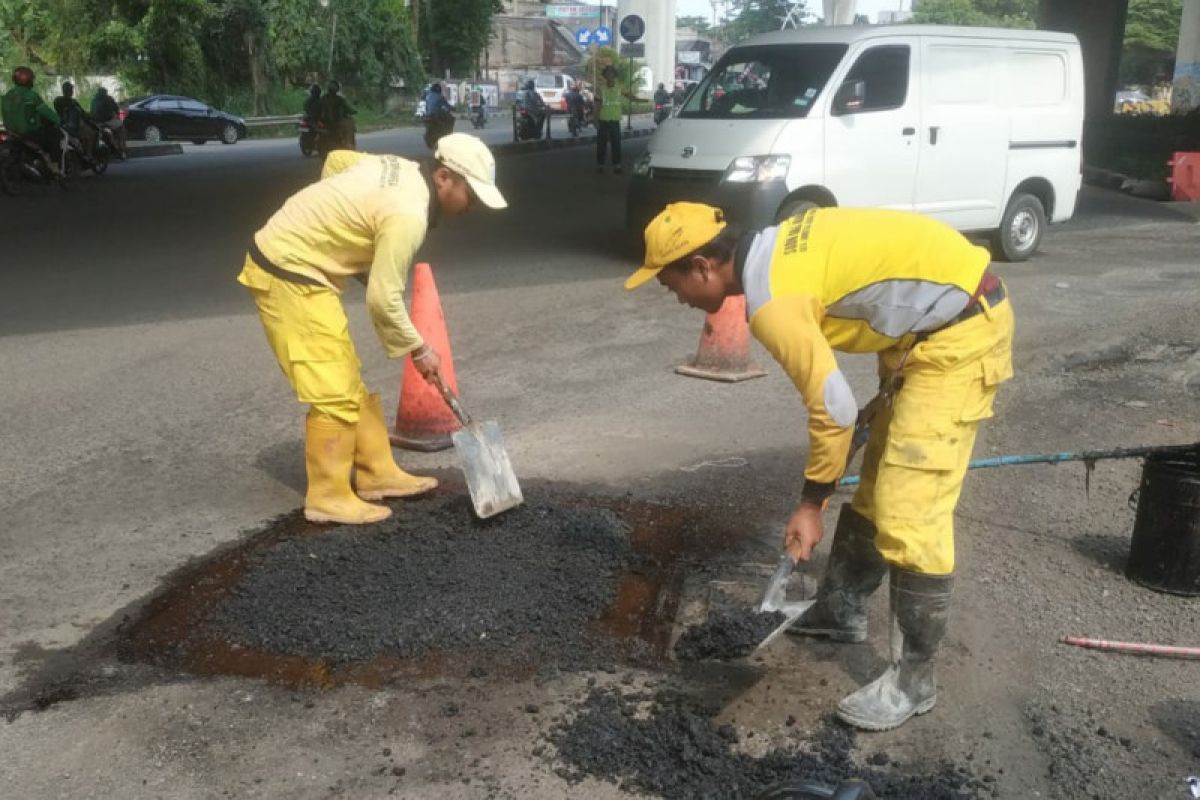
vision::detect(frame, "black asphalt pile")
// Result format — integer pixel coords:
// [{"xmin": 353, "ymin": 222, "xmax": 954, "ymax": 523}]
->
[
  {"xmin": 673, "ymin": 609, "xmax": 786, "ymax": 661},
  {"xmin": 549, "ymin": 688, "xmax": 992, "ymax": 800},
  {"xmin": 206, "ymin": 495, "xmax": 632, "ymax": 665}
]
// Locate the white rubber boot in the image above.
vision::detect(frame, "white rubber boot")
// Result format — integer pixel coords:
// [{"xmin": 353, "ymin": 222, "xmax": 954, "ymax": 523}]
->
[{"xmin": 836, "ymin": 567, "xmax": 953, "ymax": 731}]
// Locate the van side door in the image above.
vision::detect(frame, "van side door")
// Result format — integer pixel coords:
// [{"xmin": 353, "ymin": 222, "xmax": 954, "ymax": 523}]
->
[
  {"xmin": 822, "ymin": 39, "xmax": 920, "ymax": 210},
  {"xmin": 912, "ymin": 39, "xmax": 1010, "ymax": 229}
]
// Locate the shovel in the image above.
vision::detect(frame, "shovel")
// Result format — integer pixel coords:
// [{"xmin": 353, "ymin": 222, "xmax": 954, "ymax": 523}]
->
[
  {"xmin": 749, "ymin": 553, "xmax": 813, "ymax": 654},
  {"xmin": 434, "ymin": 378, "xmax": 524, "ymax": 519},
  {"xmin": 748, "ymin": 386, "xmax": 887, "ymax": 654}
]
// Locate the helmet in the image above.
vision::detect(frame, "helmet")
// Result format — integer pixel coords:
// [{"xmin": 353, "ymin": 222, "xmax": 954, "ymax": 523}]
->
[
  {"xmin": 62, "ymin": 80, "xmax": 74, "ymax": 95},
  {"xmin": 327, "ymin": 80, "xmax": 340, "ymax": 93},
  {"xmin": 524, "ymin": 79, "xmax": 536, "ymax": 91},
  {"xmin": 431, "ymin": 83, "xmax": 442, "ymax": 93},
  {"xmin": 12, "ymin": 66, "xmax": 34, "ymax": 87},
  {"xmin": 309, "ymin": 83, "xmax": 321, "ymax": 97}
]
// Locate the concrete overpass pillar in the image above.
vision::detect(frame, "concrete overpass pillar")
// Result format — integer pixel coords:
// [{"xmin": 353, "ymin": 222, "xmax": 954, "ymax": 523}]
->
[
  {"xmin": 1039, "ymin": 0, "xmax": 1129, "ymax": 119},
  {"xmin": 617, "ymin": 0, "xmax": 677, "ymax": 99},
  {"xmin": 822, "ymin": 0, "xmax": 858, "ymax": 25},
  {"xmin": 1172, "ymin": 0, "xmax": 1200, "ymax": 112}
]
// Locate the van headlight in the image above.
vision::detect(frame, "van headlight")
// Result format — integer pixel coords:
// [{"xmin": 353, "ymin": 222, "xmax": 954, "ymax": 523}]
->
[
  {"xmin": 633, "ymin": 151, "xmax": 653, "ymax": 177},
  {"xmin": 723, "ymin": 155, "xmax": 791, "ymax": 183}
]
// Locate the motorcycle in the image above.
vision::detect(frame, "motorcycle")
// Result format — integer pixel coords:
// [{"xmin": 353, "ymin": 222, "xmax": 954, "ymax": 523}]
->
[
  {"xmin": 469, "ymin": 105, "xmax": 487, "ymax": 129},
  {"xmin": 298, "ymin": 117, "xmax": 320, "ymax": 157},
  {"xmin": 81, "ymin": 123, "xmax": 113, "ymax": 176},
  {"xmin": 423, "ymin": 109, "xmax": 456, "ymax": 150},
  {"xmin": 0, "ymin": 127, "xmax": 83, "ymax": 195},
  {"xmin": 653, "ymin": 102, "xmax": 671, "ymax": 125},
  {"xmin": 567, "ymin": 106, "xmax": 586, "ymax": 137}
]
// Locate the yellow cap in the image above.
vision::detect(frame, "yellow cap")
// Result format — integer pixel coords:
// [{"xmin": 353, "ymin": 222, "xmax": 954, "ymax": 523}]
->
[{"xmin": 624, "ymin": 202, "xmax": 727, "ymax": 290}]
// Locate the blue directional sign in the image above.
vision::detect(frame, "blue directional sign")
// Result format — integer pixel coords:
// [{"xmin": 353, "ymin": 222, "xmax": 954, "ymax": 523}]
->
[
  {"xmin": 594, "ymin": 26, "xmax": 612, "ymax": 45},
  {"xmin": 619, "ymin": 14, "xmax": 645, "ymax": 43},
  {"xmin": 575, "ymin": 27, "xmax": 592, "ymax": 46}
]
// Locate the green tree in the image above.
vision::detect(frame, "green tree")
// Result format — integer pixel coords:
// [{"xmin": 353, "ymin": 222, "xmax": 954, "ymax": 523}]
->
[
  {"xmin": 1120, "ymin": 0, "xmax": 1182, "ymax": 86},
  {"xmin": 137, "ymin": 0, "xmax": 210, "ymax": 96},
  {"xmin": 422, "ymin": 0, "xmax": 501, "ymax": 78},
  {"xmin": 0, "ymin": 0, "xmax": 51, "ymax": 66},
  {"xmin": 677, "ymin": 14, "xmax": 711, "ymax": 33},
  {"xmin": 910, "ymin": 0, "xmax": 1036, "ymax": 27},
  {"xmin": 724, "ymin": 0, "xmax": 806, "ymax": 42}
]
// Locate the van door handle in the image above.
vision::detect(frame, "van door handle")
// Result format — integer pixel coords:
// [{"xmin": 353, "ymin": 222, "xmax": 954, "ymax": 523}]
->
[
  {"xmin": 929, "ymin": 126, "xmax": 940, "ymax": 145},
  {"xmin": 902, "ymin": 126, "xmax": 915, "ymax": 135}
]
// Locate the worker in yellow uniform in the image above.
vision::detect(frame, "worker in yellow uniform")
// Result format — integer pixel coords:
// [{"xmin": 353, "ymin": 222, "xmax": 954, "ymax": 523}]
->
[
  {"xmin": 626, "ymin": 203, "xmax": 1013, "ymax": 731},
  {"xmin": 239, "ymin": 134, "xmax": 507, "ymax": 525}
]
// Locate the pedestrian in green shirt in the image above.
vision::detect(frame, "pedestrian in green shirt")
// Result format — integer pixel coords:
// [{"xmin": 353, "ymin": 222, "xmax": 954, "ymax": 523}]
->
[{"xmin": 595, "ymin": 65, "xmax": 625, "ymax": 174}]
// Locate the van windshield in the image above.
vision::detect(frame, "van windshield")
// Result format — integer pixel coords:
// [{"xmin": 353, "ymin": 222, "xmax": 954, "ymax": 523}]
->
[{"xmin": 679, "ymin": 44, "xmax": 847, "ymax": 119}]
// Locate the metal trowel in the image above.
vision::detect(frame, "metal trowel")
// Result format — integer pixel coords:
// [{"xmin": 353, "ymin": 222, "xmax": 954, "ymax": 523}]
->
[{"xmin": 435, "ymin": 379, "xmax": 524, "ymax": 519}]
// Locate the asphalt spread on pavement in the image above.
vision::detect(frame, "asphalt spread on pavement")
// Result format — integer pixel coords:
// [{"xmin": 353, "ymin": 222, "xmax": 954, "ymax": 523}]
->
[
  {"xmin": 207, "ymin": 494, "xmax": 637, "ymax": 667},
  {"xmin": 549, "ymin": 686, "xmax": 994, "ymax": 799}
]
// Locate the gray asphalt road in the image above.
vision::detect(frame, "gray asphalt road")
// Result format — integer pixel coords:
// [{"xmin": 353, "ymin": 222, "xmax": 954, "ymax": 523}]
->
[{"xmin": 2, "ymin": 134, "xmax": 1199, "ymax": 800}]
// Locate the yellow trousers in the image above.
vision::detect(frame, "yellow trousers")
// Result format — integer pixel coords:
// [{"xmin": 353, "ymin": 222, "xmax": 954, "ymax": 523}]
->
[
  {"xmin": 850, "ymin": 296, "xmax": 1014, "ymax": 575},
  {"xmin": 237, "ymin": 257, "xmax": 366, "ymax": 424}
]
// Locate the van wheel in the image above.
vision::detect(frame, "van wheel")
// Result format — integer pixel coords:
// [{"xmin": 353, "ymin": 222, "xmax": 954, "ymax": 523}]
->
[
  {"xmin": 992, "ymin": 193, "xmax": 1046, "ymax": 262},
  {"xmin": 775, "ymin": 197, "xmax": 820, "ymax": 223}
]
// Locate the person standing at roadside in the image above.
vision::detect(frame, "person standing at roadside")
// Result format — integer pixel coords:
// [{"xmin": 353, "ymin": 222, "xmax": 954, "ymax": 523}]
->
[{"xmin": 594, "ymin": 65, "xmax": 624, "ymax": 174}]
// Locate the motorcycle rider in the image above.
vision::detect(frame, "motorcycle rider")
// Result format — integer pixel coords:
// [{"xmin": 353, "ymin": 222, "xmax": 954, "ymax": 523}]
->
[
  {"xmin": 518, "ymin": 79, "xmax": 547, "ymax": 139},
  {"xmin": 303, "ymin": 84, "xmax": 323, "ymax": 124},
  {"xmin": 53, "ymin": 81, "xmax": 97, "ymax": 163},
  {"xmin": 321, "ymin": 80, "xmax": 356, "ymax": 150},
  {"xmin": 422, "ymin": 83, "xmax": 455, "ymax": 149},
  {"xmin": 563, "ymin": 81, "xmax": 585, "ymax": 136},
  {"xmin": 90, "ymin": 86, "xmax": 127, "ymax": 159},
  {"xmin": 653, "ymin": 82, "xmax": 672, "ymax": 125},
  {"xmin": 2, "ymin": 67, "xmax": 63, "ymax": 174},
  {"xmin": 672, "ymin": 81, "xmax": 687, "ymax": 108},
  {"xmin": 468, "ymin": 84, "xmax": 486, "ymax": 128}
]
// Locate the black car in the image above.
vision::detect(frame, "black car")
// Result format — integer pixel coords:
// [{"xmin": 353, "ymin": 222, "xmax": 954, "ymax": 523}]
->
[{"xmin": 122, "ymin": 95, "xmax": 247, "ymax": 145}]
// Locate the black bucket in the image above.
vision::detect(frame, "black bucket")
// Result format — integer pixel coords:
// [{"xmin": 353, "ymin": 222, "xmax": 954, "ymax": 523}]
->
[{"xmin": 1126, "ymin": 448, "xmax": 1200, "ymax": 595}]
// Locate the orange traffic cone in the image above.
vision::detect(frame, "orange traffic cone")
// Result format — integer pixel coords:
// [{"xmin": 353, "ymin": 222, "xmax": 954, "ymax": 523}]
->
[
  {"xmin": 389, "ymin": 263, "xmax": 462, "ymax": 451},
  {"xmin": 675, "ymin": 295, "xmax": 767, "ymax": 383}
]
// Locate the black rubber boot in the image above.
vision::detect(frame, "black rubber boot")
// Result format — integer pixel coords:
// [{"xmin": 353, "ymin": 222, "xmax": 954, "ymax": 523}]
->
[
  {"xmin": 787, "ymin": 504, "xmax": 887, "ymax": 643},
  {"xmin": 835, "ymin": 567, "xmax": 954, "ymax": 731}
]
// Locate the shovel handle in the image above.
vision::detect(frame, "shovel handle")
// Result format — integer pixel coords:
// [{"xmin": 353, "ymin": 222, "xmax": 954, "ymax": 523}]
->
[{"xmin": 434, "ymin": 378, "xmax": 471, "ymax": 426}]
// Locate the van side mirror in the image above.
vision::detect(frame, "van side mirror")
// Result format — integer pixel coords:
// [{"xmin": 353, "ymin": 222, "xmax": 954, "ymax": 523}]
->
[{"xmin": 833, "ymin": 79, "xmax": 866, "ymax": 114}]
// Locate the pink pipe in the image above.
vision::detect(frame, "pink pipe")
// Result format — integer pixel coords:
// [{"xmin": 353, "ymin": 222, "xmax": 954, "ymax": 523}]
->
[{"xmin": 1061, "ymin": 635, "xmax": 1200, "ymax": 659}]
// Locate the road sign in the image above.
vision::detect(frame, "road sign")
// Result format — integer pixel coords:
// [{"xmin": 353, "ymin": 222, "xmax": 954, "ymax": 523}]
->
[
  {"xmin": 594, "ymin": 26, "xmax": 612, "ymax": 45},
  {"xmin": 619, "ymin": 43, "xmax": 644, "ymax": 58},
  {"xmin": 575, "ymin": 27, "xmax": 592, "ymax": 46},
  {"xmin": 619, "ymin": 14, "xmax": 645, "ymax": 43}
]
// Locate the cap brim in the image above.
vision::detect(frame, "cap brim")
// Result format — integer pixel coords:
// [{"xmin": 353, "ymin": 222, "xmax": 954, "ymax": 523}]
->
[
  {"xmin": 624, "ymin": 265, "xmax": 660, "ymax": 290},
  {"xmin": 465, "ymin": 176, "xmax": 507, "ymax": 209}
]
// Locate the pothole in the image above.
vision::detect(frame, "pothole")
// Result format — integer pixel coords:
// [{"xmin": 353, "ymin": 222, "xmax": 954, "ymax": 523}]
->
[{"xmin": 114, "ymin": 489, "xmax": 703, "ymax": 690}]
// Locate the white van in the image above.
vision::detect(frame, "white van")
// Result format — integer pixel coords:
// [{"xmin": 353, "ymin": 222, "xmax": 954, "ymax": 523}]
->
[{"xmin": 627, "ymin": 25, "xmax": 1084, "ymax": 261}]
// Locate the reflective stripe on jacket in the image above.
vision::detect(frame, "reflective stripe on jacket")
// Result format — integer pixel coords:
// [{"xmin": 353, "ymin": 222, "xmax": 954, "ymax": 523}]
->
[{"xmin": 741, "ymin": 208, "xmax": 991, "ymax": 487}]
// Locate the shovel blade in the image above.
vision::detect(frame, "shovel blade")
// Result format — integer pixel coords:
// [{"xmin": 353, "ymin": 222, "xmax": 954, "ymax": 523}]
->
[
  {"xmin": 752, "ymin": 600, "xmax": 814, "ymax": 654},
  {"xmin": 451, "ymin": 420, "xmax": 524, "ymax": 519}
]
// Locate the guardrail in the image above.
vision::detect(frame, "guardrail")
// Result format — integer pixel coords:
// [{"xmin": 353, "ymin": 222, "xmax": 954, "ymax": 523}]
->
[{"xmin": 243, "ymin": 114, "xmax": 302, "ymax": 128}]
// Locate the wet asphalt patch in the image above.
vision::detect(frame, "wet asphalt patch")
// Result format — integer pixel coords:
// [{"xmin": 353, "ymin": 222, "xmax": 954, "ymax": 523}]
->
[
  {"xmin": 106, "ymin": 488, "xmax": 699, "ymax": 690},
  {"xmin": 548, "ymin": 686, "xmax": 995, "ymax": 800},
  {"xmin": 207, "ymin": 496, "xmax": 632, "ymax": 665}
]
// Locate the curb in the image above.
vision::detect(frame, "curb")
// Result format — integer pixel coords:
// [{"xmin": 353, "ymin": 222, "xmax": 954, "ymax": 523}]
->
[
  {"xmin": 491, "ymin": 127, "xmax": 654, "ymax": 158},
  {"xmin": 128, "ymin": 143, "xmax": 184, "ymax": 159}
]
